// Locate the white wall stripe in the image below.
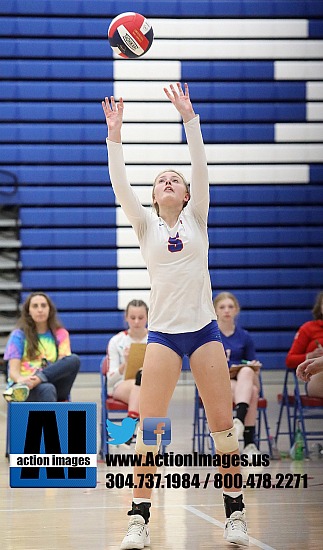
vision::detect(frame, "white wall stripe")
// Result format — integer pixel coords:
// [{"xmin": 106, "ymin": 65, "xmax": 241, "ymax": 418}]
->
[
  {"xmin": 118, "ymin": 269, "xmax": 150, "ymax": 289},
  {"xmin": 114, "ymin": 60, "xmax": 181, "ymax": 81},
  {"xmin": 117, "ymin": 228, "xmax": 140, "ymax": 247},
  {"xmin": 307, "ymin": 102, "xmax": 323, "ymax": 121},
  {"xmin": 275, "ymin": 61, "xmax": 323, "ymax": 80},
  {"xmin": 115, "ymin": 165, "xmax": 309, "ymax": 186},
  {"xmin": 151, "ymin": 18, "xmax": 308, "ymax": 39},
  {"xmin": 307, "ymin": 82, "xmax": 323, "ymax": 100},
  {"xmin": 114, "ymin": 82, "xmax": 177, "ymax": 101},
  {"xmin": 119, "ymin": 101, "xmax": 323, "ymax": 122},
  {"xmin": 122, "ymin": 123, "xmax": 182, "ymax": 143},
  {"xmin": 118, "ymin": 290, "xmax": 150, "ymax": 311},
  {"xmin": 117, "ymin": 249, "xmax": 145, "ymax": 268},
  {"xmin": 120, "ymin": 103, "xmax": 249, "ymax": 122},
  {"xmin": 275, "ymin": 123, "xmax": 323, "ymax": 142},
  {"xmin": 122, "ymin": 144, "xmax": 323, "ymax": 164},
  {"xmin": 143, "ymin": 40, "xmax": 323, "ymax": 60},
  {"xmin": 122, "ymin": 103, "xmax": 180, "ymax": 122}
]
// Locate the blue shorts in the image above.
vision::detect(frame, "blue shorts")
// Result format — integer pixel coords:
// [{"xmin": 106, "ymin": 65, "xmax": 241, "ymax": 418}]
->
[{"xmin": 147, "ymin": 320, "xmax": 222, "ymax": 359}]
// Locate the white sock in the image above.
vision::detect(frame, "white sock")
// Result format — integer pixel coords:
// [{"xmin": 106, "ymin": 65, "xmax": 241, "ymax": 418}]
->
[{"xmin": 133, "ymin": 498, "xmax": 151, "ymax": 505}]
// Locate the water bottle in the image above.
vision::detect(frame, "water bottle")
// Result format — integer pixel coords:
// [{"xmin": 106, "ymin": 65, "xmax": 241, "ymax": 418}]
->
[{"xmin": 292, "ymin": 422, "xmax": 305, "ymax": 461}]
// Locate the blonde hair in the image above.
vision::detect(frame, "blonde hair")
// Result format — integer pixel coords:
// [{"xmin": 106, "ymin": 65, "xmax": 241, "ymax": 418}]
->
[
  {"xmin": 213, "ymin": 292, "xmax": 240, "ymax": 314},
  {"xmin": 152, "ymin": 170, "xmax": 190, "ymax": 216}
]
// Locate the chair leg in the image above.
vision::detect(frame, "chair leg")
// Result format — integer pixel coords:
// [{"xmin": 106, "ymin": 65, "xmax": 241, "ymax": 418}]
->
[
  {"xmin": 192, "ymin": 393, "xmax": 198, "ymax": 453},
  {"xmin": 193, "ymin": 389, "xmax": 205, "ymax": 454},
  {"xmin": 257, "ymin": 409, "xmax": 273, "ymax": 458},
  {"xmin": 6, "ymin": 402, "xmax": 10, "ymax": 459},
  {"xmin": 293, "ymin": 372, "xmax": 310, "ymax": 458},
  {"xmin": 275, "ymin": 370, "xmax": 294, "ymax": 447},
  {"xmin": 275, "ymin": 370, "xmax": 287, "ymax": 443},
  {"xmin": 100, "ymin": 397, "xmax": 107, "ymax": 459},
  {"xmin": 209, "ymin": 431, "xmax": 215, "ymax": 454},
  {"xmin": 200, "ymin": 406, "xmax": 206, "ymax": 454}
]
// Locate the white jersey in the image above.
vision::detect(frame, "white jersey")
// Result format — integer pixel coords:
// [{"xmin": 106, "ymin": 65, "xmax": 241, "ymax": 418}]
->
[
  {"xmin": 107, "ymin": 330, "xmax": 148, "ymax": 395},
  {"xmin": 107, "ymin": 115, "xmax": 216, "ymax": 333}
]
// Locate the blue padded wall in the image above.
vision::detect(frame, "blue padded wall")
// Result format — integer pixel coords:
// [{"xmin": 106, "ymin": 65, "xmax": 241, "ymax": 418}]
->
[{"xmin": 1, "ymin": 1, "xmax": 323, "ymax": 371}]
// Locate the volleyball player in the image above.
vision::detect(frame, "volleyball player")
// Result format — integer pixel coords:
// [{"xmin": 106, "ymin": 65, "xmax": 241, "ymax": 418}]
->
[{"xmin": 102, "ymin": 83, "xmax": 249, "ymax": 549}]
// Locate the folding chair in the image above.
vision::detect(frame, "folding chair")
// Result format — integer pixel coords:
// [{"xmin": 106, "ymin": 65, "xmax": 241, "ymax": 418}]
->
[
  {"xmin": 5, "ymin": 403, "xmax": 11, "ymax": 458},
  {"xmin": 192, "ymin": 373, "xmax": 273, "ymax": 457},
  {"xmin": 100, "ymin": 355, "xmax": 128, "ymax": 458},
  {"xmin": 275, "ymin": 366, "xmax": 323, "ymax": 457}
]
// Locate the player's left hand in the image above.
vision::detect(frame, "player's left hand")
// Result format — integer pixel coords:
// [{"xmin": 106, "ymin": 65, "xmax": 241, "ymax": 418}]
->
[{"xmin": 163, "ymin": 82, "xmax": 195, "ymax": 123}]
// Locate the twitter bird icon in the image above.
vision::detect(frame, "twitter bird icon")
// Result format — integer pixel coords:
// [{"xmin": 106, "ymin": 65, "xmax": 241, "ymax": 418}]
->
[{"xmin": 106, "ymin": 417, "xmax": 138, "ymax": 445}]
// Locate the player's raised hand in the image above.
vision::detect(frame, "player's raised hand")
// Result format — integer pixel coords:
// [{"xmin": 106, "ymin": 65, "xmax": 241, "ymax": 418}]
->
[
  {"xmin": 102, "ymin": 96, "xmax": 124, "ymax": 142},
  {"xmin": 164, "ymin": 82, "xmax": 195, "ymax": 123}
]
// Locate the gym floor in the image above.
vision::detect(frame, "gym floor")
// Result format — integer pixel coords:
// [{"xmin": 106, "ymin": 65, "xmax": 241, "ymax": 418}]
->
[{"xmin": 1, "ymin": 371, "xmax": 322, "ymax": 550}]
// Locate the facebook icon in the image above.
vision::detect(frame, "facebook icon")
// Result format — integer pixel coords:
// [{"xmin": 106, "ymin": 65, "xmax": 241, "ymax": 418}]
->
[{"xmin": 143, "ymin": 417, "xmax": 171, "ymax": 446}]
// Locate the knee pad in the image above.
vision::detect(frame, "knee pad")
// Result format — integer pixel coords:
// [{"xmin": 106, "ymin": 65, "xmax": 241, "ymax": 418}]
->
[
  {"xmin": 135, "ymin": 369, "xmax": 142, "ymax": 386},
  {"xmin": 210, "ymin": 426, "xmax": 239, "ymax": 453},
  {"xmin": 135, "ymin": 427, "xmax": 160, "ymax": 456}
]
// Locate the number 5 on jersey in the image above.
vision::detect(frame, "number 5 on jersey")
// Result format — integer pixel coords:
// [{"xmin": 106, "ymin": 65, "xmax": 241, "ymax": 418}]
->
[{"xmin": 168, "ymin": 232, "xmax": 183, "ymax": 253}]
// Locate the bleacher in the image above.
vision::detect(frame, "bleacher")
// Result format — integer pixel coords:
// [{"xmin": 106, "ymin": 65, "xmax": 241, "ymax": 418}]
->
[{"xmin": 1, "ymin": 0, "xmax": 323, "ymax": 371}]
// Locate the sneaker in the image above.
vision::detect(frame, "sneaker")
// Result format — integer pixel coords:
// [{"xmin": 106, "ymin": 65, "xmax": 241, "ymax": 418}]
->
[
  {"xmin": 224, "ymin": 510, "xmax": 249, "ymax": 546},
  {"xmin": 3, "ymin": 383, "xmax": 29, "ymax": 403},
  {"xmin": 233, "ymin": 417, "xmax": 244, "ymax": 440},
  {"xmin": 120, "ymin": 515, "xmax": 150, "ymax": 549},
  {"xmin": 241, "ymin": 443, "xmax": 263, "ymax": 470},
  {"xmin": 243, "ymin": 443, "xmax": 261, "ymax": 461}
]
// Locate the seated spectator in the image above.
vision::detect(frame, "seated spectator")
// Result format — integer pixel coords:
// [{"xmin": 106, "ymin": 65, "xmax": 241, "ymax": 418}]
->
[
  {"xmin": 288, "ymin": 291, "xmax": 323, "ymax": 398},
  {"xmin": 213, "ymin": 292, "xmax": 262, "ymax": 458},
  {"xmin": 3, "ymin": 292, "xmax": 80, "ymax": 402},
  {"xmin": 106, "ymin": 299, "xmax": 148, "ymax": 442}
]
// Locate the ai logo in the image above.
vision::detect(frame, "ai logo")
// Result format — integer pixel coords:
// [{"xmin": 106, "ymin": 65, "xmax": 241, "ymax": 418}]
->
[{"xmin": 9, "ymin": 402, "xmax": 97, "ymax": 488}]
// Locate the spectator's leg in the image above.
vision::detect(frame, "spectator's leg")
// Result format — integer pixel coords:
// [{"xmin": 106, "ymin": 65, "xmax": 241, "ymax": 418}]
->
[
  {"xmin": 243, "ymin": 384, "xmax": 260, "ymax": 449},
  {"xmin": 307, "ymin": 371, "xmax": 323, "ymax": 398},
  {"xmin": 27, "ymin": 383, "xmax": 57, "ymax": 402},
  {"xmin": 36, "ymin": 354, "xmax": 80, "ymax": 401},
  {"xmin": 113, "ymin": 379, "xmax": 140, "ymax": 417},
  {"xmin": 244, "ymin": 384, "xmax": 259, "ymax": 427}
]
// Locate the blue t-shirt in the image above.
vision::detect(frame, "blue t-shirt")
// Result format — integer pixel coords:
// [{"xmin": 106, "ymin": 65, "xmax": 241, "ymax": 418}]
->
[{"xmin": 219, "ymin": 326, "xmax": 256, "ymax": 367}]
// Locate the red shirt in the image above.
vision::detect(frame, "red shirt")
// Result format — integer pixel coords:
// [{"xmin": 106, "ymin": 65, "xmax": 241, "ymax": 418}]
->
[{"xmin": 286, "ymin": 319, "xmax": 323, "ymax": 369}]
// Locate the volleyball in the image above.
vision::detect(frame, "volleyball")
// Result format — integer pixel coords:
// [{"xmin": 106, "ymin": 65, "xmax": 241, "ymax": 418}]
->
[{"xmin": 108, "ymin": 12, "xmax": 154, "ymax": 59}]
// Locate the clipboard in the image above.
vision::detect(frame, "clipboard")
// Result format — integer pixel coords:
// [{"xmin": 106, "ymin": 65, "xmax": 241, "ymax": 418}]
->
[
  {"xmin": 124, "ymin": 343, "xmax": 147, "ymax": 380},
  {"xmin": 229, "ymin": 363, "xmax": 261, "ymax": 379}
]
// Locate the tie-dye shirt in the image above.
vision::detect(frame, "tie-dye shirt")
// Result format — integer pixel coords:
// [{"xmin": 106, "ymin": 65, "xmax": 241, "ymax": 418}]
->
[{"xmin": 4, "ymin": 328, "xmax": 71, "ymax": 377}]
